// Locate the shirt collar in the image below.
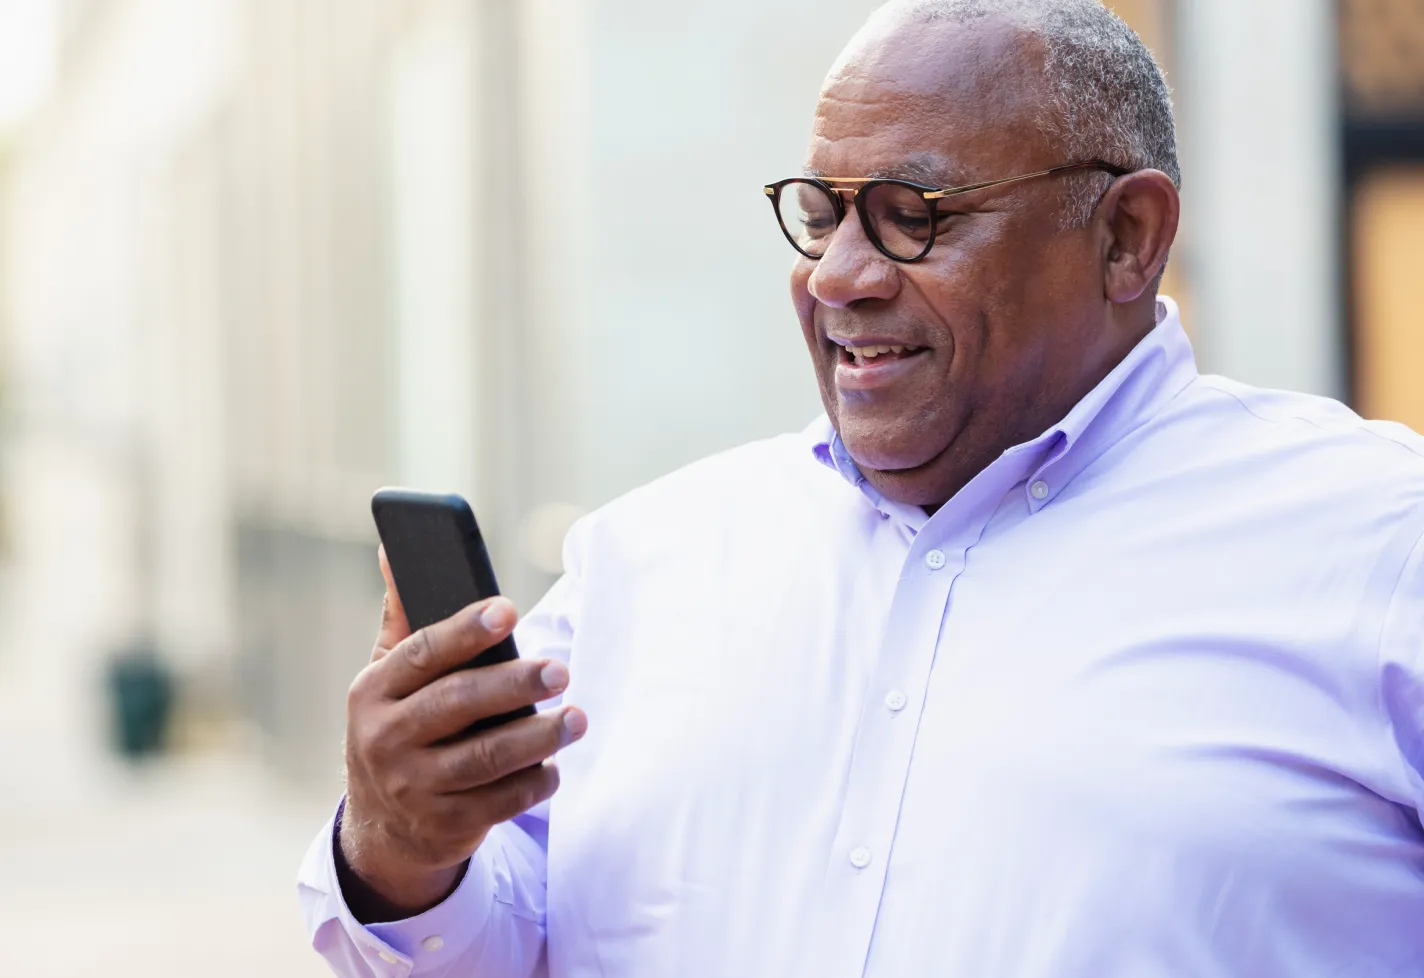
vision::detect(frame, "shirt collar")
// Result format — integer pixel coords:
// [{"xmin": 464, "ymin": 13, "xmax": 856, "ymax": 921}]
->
[{"xmin": 808, "ymin": 296, "xmax": 1198, "ymax": 523}]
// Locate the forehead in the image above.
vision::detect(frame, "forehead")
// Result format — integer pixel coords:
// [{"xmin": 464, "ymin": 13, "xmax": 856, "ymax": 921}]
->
[{"xmin": 807, "ymin": 16, "xmax": 1053, "ymax": 184}]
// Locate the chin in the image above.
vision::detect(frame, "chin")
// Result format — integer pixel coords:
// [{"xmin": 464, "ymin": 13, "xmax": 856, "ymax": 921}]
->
[{"xmin": 837, "ymin": 422, "xmax": 946, "ymax": 475}]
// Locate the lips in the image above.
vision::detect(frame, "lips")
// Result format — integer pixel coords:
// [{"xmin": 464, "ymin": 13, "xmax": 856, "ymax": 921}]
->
[{"xmin": 830, "ymin": 339, "xmax": 930, "ymax": 391}]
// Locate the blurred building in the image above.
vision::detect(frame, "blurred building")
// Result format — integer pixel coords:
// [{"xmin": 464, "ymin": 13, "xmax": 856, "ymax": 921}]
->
[
  {"xmin": 0, "ymin": 0, "xmax": 1387, "ymax": 791},
  {"xmin": 0, "ymin": 0, "xmax": 870, "ymax": 788}
]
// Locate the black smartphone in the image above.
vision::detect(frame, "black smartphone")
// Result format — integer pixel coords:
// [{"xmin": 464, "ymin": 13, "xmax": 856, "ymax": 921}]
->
[{"xmin": 371, "ymin": 487, "xmax": 536, "ymax": 733}]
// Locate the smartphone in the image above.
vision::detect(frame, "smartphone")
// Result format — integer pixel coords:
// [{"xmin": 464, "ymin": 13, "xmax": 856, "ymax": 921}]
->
[{"xmin": 371, "ymin": 487, "xmax": 536, "ymax": 733}]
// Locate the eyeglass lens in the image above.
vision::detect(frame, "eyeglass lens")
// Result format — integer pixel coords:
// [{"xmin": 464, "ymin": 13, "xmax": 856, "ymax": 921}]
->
[{"xmin": 775, "ymin": 180, "xmax": 944, "ymax": 260}]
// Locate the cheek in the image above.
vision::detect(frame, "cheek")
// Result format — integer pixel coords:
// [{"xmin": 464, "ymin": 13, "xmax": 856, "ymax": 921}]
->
[
  {"xmin": 789, "ymin": 262, "xmax": 819, "ymax": 347},
  {"xmin": 910, "ymin": 233, "xmax": 1034, "ymax": 359},
  {"xmin": 901, "ymin": 265, "xmax": 980, "ymax": 363}
]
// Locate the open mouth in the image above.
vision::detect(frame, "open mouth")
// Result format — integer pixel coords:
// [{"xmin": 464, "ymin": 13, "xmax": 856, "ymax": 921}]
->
[{"xmin": 837, "ymin": 342, "xmax": 928, "ymax": 368}]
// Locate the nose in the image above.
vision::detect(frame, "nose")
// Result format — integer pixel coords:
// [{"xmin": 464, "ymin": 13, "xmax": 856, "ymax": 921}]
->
[{"xmin": 806, "ymin": 205, "xmax": 901, "ymax": 309}]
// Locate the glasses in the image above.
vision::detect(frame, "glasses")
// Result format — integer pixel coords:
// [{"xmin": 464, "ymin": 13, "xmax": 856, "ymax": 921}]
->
[{"xmin": 763, "ymin": 160, "xmax": 1129, "ymax": 263}]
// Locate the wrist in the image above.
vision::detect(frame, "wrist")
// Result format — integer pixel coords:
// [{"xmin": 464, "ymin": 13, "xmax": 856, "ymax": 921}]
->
[{"xmin": 335, "ymin": 800, "xmax": 467, "ymax": 921}]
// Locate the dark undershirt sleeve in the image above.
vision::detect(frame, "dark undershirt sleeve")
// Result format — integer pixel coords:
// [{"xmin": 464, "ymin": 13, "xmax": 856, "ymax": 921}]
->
[{"xmin": 330, "ymin": 797, "xmax": 469, "ymax": 925}]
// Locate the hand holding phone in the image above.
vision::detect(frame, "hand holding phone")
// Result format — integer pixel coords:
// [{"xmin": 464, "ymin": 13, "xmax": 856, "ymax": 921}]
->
[
  {"xmin": 372, "ymin": 488, "xmax": 536, "ymax": 733},
  {"xmin": 337, "ymin": 489, "xmax": 587, "ymax": 920}
]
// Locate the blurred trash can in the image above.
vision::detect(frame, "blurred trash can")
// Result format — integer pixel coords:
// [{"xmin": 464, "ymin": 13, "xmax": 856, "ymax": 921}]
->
[{"xmin": 104, "ymin": 642, "xmax": 175, "ymax": 759}]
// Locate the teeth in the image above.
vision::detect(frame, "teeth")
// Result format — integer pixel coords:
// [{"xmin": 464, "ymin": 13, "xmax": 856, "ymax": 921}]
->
[{"xmin": 845, "ymin": 343, "xmax": 913, "ymax": 360}]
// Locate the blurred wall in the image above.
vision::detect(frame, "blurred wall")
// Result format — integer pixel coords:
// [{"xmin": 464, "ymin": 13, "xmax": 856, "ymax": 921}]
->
[{"xmin": 1176, "ymin": 0, "xmax": 1343, "ymax": 398}]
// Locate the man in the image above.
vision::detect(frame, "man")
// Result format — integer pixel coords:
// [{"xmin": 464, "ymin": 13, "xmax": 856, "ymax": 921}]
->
[{"xmin": 299, "ymin": 1, "xmax": 1424, "ymax": 975}]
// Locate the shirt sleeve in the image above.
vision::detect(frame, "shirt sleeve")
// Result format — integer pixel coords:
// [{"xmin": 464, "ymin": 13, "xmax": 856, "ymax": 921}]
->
[
  {"xmin": 1379, "ymin": 521, "xmax": 1424, "ymax": 826},
  {"xmin": 296, "ymin": 535, "xmax": 586, "ymax": 978},
  {"xmin": 297, "ymin": 805, "xmax": 549, "ymax": 978}
]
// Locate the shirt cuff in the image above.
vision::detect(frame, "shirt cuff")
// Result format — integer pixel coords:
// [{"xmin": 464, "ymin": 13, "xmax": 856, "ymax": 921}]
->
[{"xmin": 298, "ymin": 797, "xmax": 496, "ymax": 976}]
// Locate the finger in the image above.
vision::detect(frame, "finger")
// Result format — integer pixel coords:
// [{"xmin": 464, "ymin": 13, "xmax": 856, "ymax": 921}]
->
[
  {"xmin": 424, "ymin": 707, "xmax": 585, "ymax": 792},
  {"xmin": 369, "ymin": 594, "xmax": 399, "ymax": 665},
  {"xmin": 448, "ymin": 760, "xmax": 562, "ymax": 827},
  {"xmin": 374, "ymin": 545, "xmax": 411, "ymax": 655},
  {"xmin": 397, "ymin": 657, "xmax": 570, "ymax": 744},
  {"xmin": 378, "ymin": 595, "xmax": 519, "ymax": 699}
]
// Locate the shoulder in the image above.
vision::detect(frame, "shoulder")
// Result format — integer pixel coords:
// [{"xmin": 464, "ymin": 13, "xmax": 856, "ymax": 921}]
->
[
  {"xmin": 1192, "ymin": 374, "xmax": 1424, "ymax": 458},
  {"xmin": 607, "ymin": 423, "xmax": 839, "ymax": 516},
  {"xmin": 563, "ymin": 420, "xmax": 852, "ymax": 570},
  {"xmin": 1174, "ymin": 374, "xmax": 1424, "ymax": 497}
]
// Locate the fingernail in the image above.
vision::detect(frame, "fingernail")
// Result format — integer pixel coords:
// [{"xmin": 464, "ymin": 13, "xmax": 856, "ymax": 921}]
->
[
  {"xmin": 540, "ymin": 660, "xmax": 569, "ymax": 693},
  {"xmin": 562, "ymin": 708, "xmax": 587, "ymax": 739},
  {"xmin": 480, "ymin": 600, "xmax": 513, "ymax": 632}
]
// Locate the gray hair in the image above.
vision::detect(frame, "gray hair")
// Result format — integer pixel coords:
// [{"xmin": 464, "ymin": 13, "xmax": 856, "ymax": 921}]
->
[{"xmin": 883, "ymin": 0, "xmax": 1179, "ymax": 228}]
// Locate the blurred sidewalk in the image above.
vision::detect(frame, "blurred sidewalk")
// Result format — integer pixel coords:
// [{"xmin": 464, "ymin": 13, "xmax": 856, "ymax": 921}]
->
[
  {"xmin": 0, "ymin": 742, "xmax": 335, "ymax": 977},
  {"xmin": 0, "ymin": 491, "xmax": 339, "ymax": 975}
]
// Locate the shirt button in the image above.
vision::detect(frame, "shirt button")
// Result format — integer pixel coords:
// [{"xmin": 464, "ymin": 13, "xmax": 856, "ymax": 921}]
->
[
  {"xmin": 924, "ymin": 549, "xmax": 946, "ymax": 570},
  {"xmin": 884, "ymin": 690, "xmax": 907, "ymax": 712},
  {"xmin": 1030, "ymin": 480, "xmax": 1050, "ymax": 500},
  {"xmin": 422, "ymin": 935, "xmax": 445, "ymax": 952},
  {"xmin": 849, "ymin": 846, "xmax": 873, "ymax": 869},
  {"xmin": 377, "ymin": 949, "xmax": 400, "ymax": 964}
]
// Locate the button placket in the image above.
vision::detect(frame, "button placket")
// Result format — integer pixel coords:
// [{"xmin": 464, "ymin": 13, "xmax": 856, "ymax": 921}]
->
[{"xmin": 807, "ymin": 539, "xmax": 965, "ymax": 978}]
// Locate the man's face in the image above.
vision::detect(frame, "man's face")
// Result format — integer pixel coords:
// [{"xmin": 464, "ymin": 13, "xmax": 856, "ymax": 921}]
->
[{"xmin": 793, "ymin": 18, "xmax": 1113, "ymax": 506}]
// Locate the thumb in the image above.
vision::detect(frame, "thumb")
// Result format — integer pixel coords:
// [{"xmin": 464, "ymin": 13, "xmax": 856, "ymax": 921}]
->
[{"xmin": 372, "ymin": 545, "xmax": 412, "ymax": 660}]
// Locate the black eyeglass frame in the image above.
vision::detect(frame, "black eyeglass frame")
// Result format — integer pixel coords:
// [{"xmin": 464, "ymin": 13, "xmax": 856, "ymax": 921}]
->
[{"xmin": 762, "ymin": 159, "xmax": 1131, "ymax": 263}]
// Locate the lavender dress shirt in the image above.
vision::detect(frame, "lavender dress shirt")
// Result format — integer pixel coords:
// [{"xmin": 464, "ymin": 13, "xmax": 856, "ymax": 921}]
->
[{"xmin": 299, "ymin": 297, "xmax": 1424, "ymax": 977}]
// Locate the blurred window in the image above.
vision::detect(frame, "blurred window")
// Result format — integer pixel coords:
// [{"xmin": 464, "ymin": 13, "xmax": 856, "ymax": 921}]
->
[
  {"xmin": 1341, "ymin": 0, "xmax": 1424, "ymax": 119},
  {"xmin": 1341, "ymin": 0, "xmax": 1424, "ymax": 428},
  {"xmin": 1352, "ymin": 169, "xmax": 1424, "ymax": 430}
]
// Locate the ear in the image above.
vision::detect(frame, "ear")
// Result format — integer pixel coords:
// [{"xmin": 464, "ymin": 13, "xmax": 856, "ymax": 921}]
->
[{"xmin": 1096, "ymin": 169, "xmax": 1180, "ymax": 304}]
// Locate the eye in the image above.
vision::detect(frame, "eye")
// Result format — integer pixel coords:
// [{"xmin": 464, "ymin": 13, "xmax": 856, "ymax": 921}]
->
[
  {"xmin": 890, "ymin": 209, "xmax": 958, "ymax": 241},
  {"xmin": 890, "ymin": 209, "xmax": 932, "ymax": 234},
  {"xmin": 803, "ymin": 213, "xmax": 838, "ymax": 238}
]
